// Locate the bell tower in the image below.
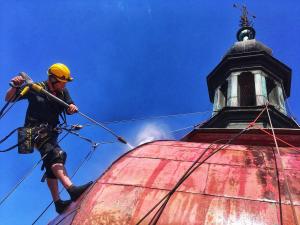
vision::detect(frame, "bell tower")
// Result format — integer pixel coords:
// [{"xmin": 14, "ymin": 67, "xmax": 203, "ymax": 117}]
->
[{"xmin": 200, "ymin": 6, "xmax": 297, "ymax": 128}]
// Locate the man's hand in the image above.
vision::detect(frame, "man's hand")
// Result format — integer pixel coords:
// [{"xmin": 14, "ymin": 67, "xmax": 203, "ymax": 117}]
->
[
  {"xmin": 11, "ymin": 76, "xmax": 25, "ymax": 87},
  {"xmin": 5, "ymin": 76, "xmax": 25, "ymax": 101},
  {"xmin": 67, "ymin": 104, "xmax": 78, "ymax": 114}
]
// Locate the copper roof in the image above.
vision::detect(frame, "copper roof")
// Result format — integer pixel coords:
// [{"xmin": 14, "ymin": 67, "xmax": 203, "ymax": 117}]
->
[{"xmin": 49, "ymin": 138, "xmax": 300, "ymax": 224}]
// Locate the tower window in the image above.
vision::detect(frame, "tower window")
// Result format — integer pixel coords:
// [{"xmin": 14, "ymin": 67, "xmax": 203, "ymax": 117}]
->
[
  {"xmin": 238, "ymin": 72, "xmax": 256, "ymax": 106},
  {"xmin": 266, "ymin": 77, "xmax": 279, "ymax": 106},
  {"xmin": 220, "ymin": 81, "xmax": 228, "ymax": 106}
]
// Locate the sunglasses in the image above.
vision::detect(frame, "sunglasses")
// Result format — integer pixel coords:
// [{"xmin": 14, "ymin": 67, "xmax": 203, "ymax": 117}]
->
[{"xmin": 49, "ymin": 75, "xmax": 65, "ymax": 84}]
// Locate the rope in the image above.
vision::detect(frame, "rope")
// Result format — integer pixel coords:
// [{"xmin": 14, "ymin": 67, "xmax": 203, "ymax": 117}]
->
[
  {"xmin": 104, "ymin": 110, "xmax": 211, "ymax": 124},
  {"xmin": 0, "ymin": 91, "xmax": 18, "ymax": 118},
  {"xmin": 0, "ymin": 93, "xmax": 23, "ymax": 120},
  {"xmin": 32, "ymin": 132, "xmax": 114, "ymax": 224},
  {"xmin": 137, "ymin": 140, "xmax": 224, "ymax": 224},
  {"xmin": 0, "ymin": 127, "xmax": 19, "ymax": 144},
  {"xmin": 272, "ymin": 147, "xmax": 283, "ymax": 225},
  {"xmin": 255, "ymin": 127, "xmax": 300, "ymax": 152},
  {"xmin": 0, "ymin": 143, "xmax": 19, "ymax": 153},
  {"xmin": 0, "ymin": 154, "xmax": 47, "ymax": 208},
  {"xmin": 0, "ymin": 131, "xmax": 70, "ymax": 209},
  {"xmin": 64, "ymin": 110, "xmax": 210, "ymax": 132},
  {"xmin": 265, "ymin": 106, "xmax": 299, "ymax": 225},
  {"xmin": 169, "ymin": 125, "xmax": 195, "ymax": 134},
  {"xmin": 32, "ymin": 146, "xmax": 96, "ymax": 225},
  {"xmin": 136, "ymin": 105, "xmax": 267, "ymax": 224},
  {"xmin": 139, "ymin": 133, "xmax": 249, "ymax": 225},
  {"xmin": 280, "ymin": 80, "xmax": 300, "ymax": 127},
  {"xmin": 61, "ymin": 128, "xmax": 115, "ymax": 145},
  {"xmin": 0, "ymin": 127, "xmax": 29, "ymax": 153}
]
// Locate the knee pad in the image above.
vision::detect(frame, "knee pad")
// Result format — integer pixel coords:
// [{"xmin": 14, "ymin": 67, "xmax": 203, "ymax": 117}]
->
[
  {"xmin": 50, "ymin": 149, "xmax": 67, "ymax": 165},
  {"xmin": 43, "ymin": 150, "xmax": 67, "ymax": 180},
  {"xmin": 57, "ymin": 150, "xmax": 67, "ymax": 165}
]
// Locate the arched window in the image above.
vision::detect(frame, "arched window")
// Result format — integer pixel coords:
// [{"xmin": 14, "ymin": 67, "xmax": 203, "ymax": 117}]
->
[{"xmin": 238, "ymin": 72, "xmax": 256, "ymax": 106}]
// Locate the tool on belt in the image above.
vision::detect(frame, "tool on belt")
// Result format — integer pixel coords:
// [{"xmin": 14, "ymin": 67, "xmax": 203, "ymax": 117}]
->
[{"xmin": 17, "ymin": 124, "xmax": 55, "ymax": 154}]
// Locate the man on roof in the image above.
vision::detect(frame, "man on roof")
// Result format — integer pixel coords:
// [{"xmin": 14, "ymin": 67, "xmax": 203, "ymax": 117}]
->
[{"xmin": 5, "ymin": 63, "xmax": 93, "ymax": 214}]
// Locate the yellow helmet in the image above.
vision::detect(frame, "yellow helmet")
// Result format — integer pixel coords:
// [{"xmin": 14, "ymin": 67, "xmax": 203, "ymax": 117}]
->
[{"xmin": 47, "ymin": 63, "xmax": 73, "ymax": 82}]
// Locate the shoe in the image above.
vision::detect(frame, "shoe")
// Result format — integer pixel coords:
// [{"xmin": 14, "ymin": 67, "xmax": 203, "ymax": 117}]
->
[
  {"xmin": 54, "ymin": 199, "xmax": 72, "ymax": 214},
  {"xmin": 67, "ymin": 181, "xmax": 93, "ymax": 201}
]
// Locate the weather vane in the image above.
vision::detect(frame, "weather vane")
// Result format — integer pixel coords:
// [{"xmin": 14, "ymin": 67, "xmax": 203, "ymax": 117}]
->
[
  {"xmin": 233, "ymin": 4, "xmax": 256, "ymax": 41},
  {"xmin": 233, "ymin": 4, "xmax": 256, "ymax": 28}
]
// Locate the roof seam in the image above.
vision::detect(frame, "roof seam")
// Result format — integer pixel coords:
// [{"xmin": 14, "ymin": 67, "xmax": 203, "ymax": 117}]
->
[{"xmin": 97, "ymin": 182, "xmax": 300, "ymax": 206}]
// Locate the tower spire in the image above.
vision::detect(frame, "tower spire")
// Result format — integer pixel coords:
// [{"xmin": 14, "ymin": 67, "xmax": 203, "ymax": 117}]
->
[{"xmin": 233, "ymin": 4, "xmax": 256, "ymax": 41}]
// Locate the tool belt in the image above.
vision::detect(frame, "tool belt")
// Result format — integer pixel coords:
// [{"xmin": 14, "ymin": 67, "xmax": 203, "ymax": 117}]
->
[{"xmin": 17, "ymin": 124, "xmax": 58, "ymax": 154}]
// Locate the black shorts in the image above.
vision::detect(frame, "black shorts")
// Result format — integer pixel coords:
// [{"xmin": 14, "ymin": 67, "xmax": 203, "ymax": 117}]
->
[{"xmin": 37, "ymin": 133, "xmax": 67, "ymax": 179}]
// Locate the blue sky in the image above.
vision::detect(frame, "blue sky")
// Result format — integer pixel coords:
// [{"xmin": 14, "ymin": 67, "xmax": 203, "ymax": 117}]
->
[{"xmin": 0, "ymin": 1, "xmax": 299, "ymax": 224}]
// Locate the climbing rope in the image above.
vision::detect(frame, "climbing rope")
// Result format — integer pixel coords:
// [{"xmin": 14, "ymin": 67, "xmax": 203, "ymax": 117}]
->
[
  {"xmin": 0, "ymin": 90, "xmax": 24, "ymax": 120},
  {"xmin": 136, "ymin": 105, "xmax": 268, "ymax": 225},
  {"xmin": 0, "ymin": 131, "xmax": 70, "ymax": 209},
  {"xmin": 0, "ymin": 154, "xmax": 47, "ymax": 208},
  {"xmin": 137, "ymin": 106, "xmax": 267, "ymax": 224},
  {"xmin": 0, "ymin": 127, "xmax": 21, "ymax": 152},
  {"xmin": 32, "ymin": 133, "xmax": 114, "ymax": 224},
  {"xmin": 104, "ymin": 110, "xmax": 211, "ymax": 124},
  {"xmin": 255, "ymin": 127, "xmax": 300, "ymax": 152},
  {"xmin": 169, "ymin": 125, "xmax": 195, "ymax": 134},
  {"xmin": 265, "ymin": 106, "xmax": 299, "ymax": 225},
  {"xmin": 272, "ymin": 147, "xmax": 283, "ymax": 225},
  {"xmin": 280, "ymin": 80, "xmax": 300, "ymax": 127},
  {"xmin": 0, "ymin": 127, "xmax": 19, "ymax": 145}
]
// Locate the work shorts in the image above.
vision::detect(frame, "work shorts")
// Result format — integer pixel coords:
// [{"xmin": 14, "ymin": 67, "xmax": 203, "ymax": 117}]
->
[{"xmin": 36, "ymin": 130, "xmax": 67, "ymax": 180}]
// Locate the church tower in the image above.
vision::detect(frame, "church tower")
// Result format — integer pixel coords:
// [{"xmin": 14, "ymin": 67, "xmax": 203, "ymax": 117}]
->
[{"xmin": 202, "ymin": 7, "xmax": 297, "ymax": 129}]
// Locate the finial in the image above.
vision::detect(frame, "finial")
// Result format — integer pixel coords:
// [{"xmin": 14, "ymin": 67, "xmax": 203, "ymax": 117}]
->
[{"xmin": 233, "ymin": 4, "xmax": 256, "ymax": 41}]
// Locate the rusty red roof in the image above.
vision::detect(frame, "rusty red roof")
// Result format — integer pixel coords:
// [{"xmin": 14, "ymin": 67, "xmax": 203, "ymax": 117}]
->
[{"xmin": 49, "ymin": 138, "xmax": 300, "ymax": 224}]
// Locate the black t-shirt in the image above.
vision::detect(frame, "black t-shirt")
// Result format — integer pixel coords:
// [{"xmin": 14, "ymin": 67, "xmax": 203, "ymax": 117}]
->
[{"xmin": 17, "ymin": 81, "xmax": 74, "ymax": 127}]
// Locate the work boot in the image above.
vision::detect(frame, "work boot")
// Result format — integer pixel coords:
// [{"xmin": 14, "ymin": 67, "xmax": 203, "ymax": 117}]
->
[
  {"xmin": 67, "ymin": 181, "xmax": 93, "ymax": 201},
  {"xmin": 54, "ymin": 199, "xmax": 72, "ymax": 214}
]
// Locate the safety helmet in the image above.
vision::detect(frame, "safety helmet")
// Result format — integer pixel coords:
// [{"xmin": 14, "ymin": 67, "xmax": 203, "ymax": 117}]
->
[{"xmin": 47, "ymin": 63, "xmax": 73, "ymax": 82}]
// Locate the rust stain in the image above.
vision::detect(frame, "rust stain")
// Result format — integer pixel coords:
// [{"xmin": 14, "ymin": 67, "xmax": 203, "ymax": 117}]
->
[
  {"xmin": 48, "ymin": 140, "xmax": 300, "ymax": 225},
  {"xmin": 131, "ymin": 159, "xmax": 169, "ymax": 222}
]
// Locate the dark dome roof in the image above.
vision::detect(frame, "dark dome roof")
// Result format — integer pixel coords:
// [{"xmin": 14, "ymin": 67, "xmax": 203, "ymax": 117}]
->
[{"xmin": 226, "ymin": 39, "xmax": 272, "ymax": 56}]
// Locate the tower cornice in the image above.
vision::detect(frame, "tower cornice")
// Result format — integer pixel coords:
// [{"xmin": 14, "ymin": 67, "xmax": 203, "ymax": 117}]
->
[{"xmin": 207, "ymin": 50, "xmax": 291, "ymax": 102}]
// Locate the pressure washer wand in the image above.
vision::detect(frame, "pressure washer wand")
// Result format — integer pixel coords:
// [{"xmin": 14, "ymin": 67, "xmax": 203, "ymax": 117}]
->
[
  {"xmin": 29, "ymin": 82, "xmax": 128, "ymax": 145},
  {"xmin": 77, "ymin": 112, "xmax": 127, "ymax": 144}
]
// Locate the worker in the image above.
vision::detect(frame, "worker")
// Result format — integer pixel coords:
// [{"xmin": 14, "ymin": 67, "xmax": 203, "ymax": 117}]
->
[{"xmin": 5, "ymin": 63, "xmax": 93, "ymax": 214}]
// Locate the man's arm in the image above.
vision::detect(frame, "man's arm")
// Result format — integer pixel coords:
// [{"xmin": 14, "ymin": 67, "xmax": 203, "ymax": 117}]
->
[
  {"xmin": 63, "ymin": 88, "xmax": 78, "ymax": 114},
  {"xmin": 5, "ymin": 76, "xmax": 25, "ymax": 102}
]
